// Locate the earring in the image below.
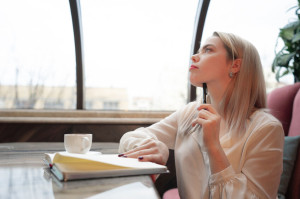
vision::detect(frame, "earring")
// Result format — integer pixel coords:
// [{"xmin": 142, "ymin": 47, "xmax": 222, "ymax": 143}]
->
[{"xmin": 229, "ymin": 72, "xmax": 234, "ymax": 78}]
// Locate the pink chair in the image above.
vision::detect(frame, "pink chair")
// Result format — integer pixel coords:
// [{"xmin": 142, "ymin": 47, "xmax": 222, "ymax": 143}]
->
[
  {"xmin": 267, "ymin": 83, "xmax": 300, "ymax": 137},
  {"xmin": 163, "ymin": 188, "xmax": 180, "ymax": 199},
  {"xmin": 267, "ymin": 82, "xmax": 300, "ymax": 199},
  {"xmin": 163, "ymin": 83, "xmax": 300, "ymax": 199}
]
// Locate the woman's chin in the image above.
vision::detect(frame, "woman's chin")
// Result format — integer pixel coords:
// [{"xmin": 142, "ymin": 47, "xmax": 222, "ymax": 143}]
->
[
  {"xmin": 189, "ymin": 81, "xmax": 202, "ymax": 87},
  {"xmin": 189, "ymin": 77, "xmax": 202, "ymax": 87},
  {"xmin": 189, "ymin": 75, "xmax": 203, "ymax": 87}
]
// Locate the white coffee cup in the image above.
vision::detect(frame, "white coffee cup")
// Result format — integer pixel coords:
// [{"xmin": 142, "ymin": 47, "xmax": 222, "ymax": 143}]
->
[{"xmin": 64, "ymin": 134, "xmax": 93, "ymax": 154}]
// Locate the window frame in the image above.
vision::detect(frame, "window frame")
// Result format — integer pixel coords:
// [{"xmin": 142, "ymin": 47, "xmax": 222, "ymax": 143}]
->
[
  {"xmin": 187, "ymin": 0, "xmax": 210, "ymax": 102},
  {"xmin": 69, "ymin": 0, "xmax": 85, "ymax": 109},
  {"xmin": 0, "ymin": 0, "xmax": 210, "ymax": 126}
]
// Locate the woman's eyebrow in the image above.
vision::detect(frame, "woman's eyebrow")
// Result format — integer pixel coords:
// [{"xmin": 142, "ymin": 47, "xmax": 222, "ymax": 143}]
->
[{"xmin": 198, "ymin": 44, "xmax": 215, "ymax": 53}]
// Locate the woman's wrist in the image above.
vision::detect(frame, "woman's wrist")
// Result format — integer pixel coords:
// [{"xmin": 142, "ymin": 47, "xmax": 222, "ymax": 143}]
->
[
  {"xmin": 206, "ymin": 141, "xmax": 222, "ymax": 156},
  {"xmin": 204, "ymin": 138, "xmax": 221, "ymax": 152}
]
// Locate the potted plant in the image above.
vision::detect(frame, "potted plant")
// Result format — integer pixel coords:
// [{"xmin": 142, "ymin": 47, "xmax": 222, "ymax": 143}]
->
[{"xmin": 272, "ymin": 0, "xmax": 300, "ymax": 83}]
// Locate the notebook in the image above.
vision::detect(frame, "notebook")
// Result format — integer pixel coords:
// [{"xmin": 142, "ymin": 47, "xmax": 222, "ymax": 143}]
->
[{"xmin": 44, "ymin": 151, "xmax": 168, "ymax": 181}]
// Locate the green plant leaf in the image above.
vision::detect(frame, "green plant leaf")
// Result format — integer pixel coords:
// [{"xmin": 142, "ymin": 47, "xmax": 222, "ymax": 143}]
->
[
  {"xmin": 275, "ymin": 67, "xmax": 291, "ymax": 81},
  {"xmin": 292, "ymin": 32, "xmax": 300, "ymax": 42},
  {"xmin": 280, "ymin": 28, "xmax": 294, "ymax": 41},
  {"xmin": 274, "ymin": 52, "xmax": 296, "ymax": 66},
  {"xmin": 281, "ymin": 69, "xmax": 291, "ymax": 77},
  {"xmin": 275, "ymin": 68, "xmax": 281, "ymax": 81},
  {"xmin": 273, "ymin": 3, "xmax": 300, "ymax": 83},
  {"xmin": 280, "ymin": 21, "xmax": 300, "ymax": 41},
  {"xmin": 282, "ymin": 20, "xmax": 300, "ymax": 31}
]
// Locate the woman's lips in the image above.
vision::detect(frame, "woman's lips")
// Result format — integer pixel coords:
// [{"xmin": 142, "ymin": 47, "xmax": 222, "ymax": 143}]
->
[{"xmin": 189, "ymin": 65, "xmax": 199, "ymax": 70}]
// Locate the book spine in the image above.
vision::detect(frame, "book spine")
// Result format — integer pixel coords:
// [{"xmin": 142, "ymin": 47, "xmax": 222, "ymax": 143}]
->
[{"xmin": 51, "ymin": 165, "xmax": 64, "ymax": 181}]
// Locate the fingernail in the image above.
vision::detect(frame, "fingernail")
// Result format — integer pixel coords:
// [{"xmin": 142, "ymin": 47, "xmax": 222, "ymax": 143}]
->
[
  {"xmin": 138, "ymin": 156, "xmax": 144, "ymax": 160},
  {"xmin": 118, "ymin": 154, "xmax": 124, "ymax": 157}
]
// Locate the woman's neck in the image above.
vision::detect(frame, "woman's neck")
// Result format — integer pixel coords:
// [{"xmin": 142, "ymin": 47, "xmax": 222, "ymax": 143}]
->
[{"xmin": 207, "ymin": 82, "xmax": 228, "ymax": 111}]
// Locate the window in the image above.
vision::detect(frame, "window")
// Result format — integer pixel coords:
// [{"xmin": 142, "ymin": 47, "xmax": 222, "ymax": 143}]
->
[
  {"xmin": 0, "ymin": 0, "xmax": 295, "ymax": 110},
  {"xmin": 0, "ymin": 0, "xmax": 76, "ymax": 109},
  {"xmin": 81, "ymin": 0, "xmax": 199, "ymax": 111}
]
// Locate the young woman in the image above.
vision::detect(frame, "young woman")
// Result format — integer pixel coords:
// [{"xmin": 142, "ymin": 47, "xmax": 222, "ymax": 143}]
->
[{"xmin": 118, "ymin": 32, "xmax": 284, "ymax": 198}]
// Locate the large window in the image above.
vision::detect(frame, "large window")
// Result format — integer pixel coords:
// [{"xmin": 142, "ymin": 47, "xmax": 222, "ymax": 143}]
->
[
  {"xmin": 0, "ymin": 0, "xmax": 76, "ymax": 109},
  {"xmin": 81, "ymin": 0, "xmax": 199, "ymax": 110},
  {"xmin": 0, "ymin": 0, "xmax": 296, "ymax": 110}
]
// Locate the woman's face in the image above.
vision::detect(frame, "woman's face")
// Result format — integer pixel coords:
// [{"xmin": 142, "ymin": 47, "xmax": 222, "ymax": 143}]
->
[{"xmin": 189, "ymin": 36, "xmax": 232, "ymax": 88}]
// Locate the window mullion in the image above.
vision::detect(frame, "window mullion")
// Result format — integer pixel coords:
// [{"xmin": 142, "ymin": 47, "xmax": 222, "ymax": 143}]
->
[
  {"xmin": 188, "ymin": 0, "xmax": 210, "ymax": 103},
  {"xmin": 69, "ymin": 0, "xmax": 85, "ymax": 109}
]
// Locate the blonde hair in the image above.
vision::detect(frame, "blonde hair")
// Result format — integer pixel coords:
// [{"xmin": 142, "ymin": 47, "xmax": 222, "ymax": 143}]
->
[{"xmin": 213, "ymin": 31, "xmax": 266, "ymax": 134}]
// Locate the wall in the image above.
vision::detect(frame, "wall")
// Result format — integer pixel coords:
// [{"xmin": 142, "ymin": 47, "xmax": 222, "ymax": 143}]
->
[{"xmin": 0, "ymin": 110, "xmax": 171, "ymax": 142}]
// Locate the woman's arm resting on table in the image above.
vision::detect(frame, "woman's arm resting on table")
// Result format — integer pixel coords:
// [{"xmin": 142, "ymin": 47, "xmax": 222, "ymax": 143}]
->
[
  {"xmin": 118, "ymin": 109, "xmax": 180, "ymax": 165},
  {"xmin": 120, "ymin": 138, "xmax": 169, "ymax": 165}
]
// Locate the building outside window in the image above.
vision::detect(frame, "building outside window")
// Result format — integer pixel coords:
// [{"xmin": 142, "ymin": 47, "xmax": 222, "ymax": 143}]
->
[{"xmin": 103, "ymin": 101, "xmax": 119, "ymax": 110}]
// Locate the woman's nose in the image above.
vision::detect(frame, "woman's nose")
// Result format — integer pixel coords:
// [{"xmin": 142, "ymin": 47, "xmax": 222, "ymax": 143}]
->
[{"xmin": 191, "ymin": 54, "xmax": 199, "ymax": 63}]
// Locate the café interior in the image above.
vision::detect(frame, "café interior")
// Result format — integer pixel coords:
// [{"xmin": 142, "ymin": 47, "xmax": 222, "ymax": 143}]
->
[{"xmin": 0, "ymin": 0, "xmax": 299, "ymax": 198}]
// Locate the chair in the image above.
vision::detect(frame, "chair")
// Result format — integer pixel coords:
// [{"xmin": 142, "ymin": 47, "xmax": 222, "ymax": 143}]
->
[{"xmin": 267, "ymin": 82, "xmax": 300, "ymax": 199}]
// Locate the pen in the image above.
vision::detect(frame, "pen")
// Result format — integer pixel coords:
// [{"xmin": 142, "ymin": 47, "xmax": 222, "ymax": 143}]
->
[
  {"xmin": 185, "ymin": 83, "xmax": 207, "ymax": 135},
  {"xmin": 202, "ymin": 83, "xmax": 207, "ymax": 104}
]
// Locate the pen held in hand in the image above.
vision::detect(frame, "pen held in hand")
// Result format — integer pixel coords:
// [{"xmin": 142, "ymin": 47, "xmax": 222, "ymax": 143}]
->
[
  {"xmin": 185, "ymin": 83, "xmax": 207, "ymax": 135},
  {"xmin": 202, "ymin": 83, "xmax": 207, "ymax": 104}
]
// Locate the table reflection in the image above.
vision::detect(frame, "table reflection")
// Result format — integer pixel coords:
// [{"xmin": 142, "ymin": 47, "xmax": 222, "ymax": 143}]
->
[
  {"xmin": 44, "ymin": 167, "xmax": 158, "ymax": 199},
  {"xmin": 0, "ymin": 167, "xmax": 55, "ymax": 199}
]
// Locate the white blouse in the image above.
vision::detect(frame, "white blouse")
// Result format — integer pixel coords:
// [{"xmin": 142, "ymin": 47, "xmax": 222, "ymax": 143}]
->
[{"xmin": 119, "ymin": 101, "xmax": 284, "ymax": 199}]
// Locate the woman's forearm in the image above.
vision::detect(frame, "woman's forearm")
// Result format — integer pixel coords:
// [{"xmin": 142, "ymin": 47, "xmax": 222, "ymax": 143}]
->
[{"xmin": 206, "ymin": 144, "xmax": 230, "ymax": 174}]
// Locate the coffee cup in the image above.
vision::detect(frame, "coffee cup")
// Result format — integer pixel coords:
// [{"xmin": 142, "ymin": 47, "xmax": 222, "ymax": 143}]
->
[{"xmin": 64, "ymin": 134, "xmax": 93, "ymax": 154}]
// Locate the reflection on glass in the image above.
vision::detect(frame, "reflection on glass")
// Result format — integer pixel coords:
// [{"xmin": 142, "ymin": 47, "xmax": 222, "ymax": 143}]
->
[
  {"xmin": 0, "ymin": 0, "xmax": 76, "ymax": 109},
  {"xmin": 1, "ymin": 167, "xmax": 55, "ymax": 199},
  {"xmin": 86, "ymin": 182, "xmax": 158, "ymax": 199},
  {"xmin": 81, "ymin": 0, "xmax": 198, "ymax": 111}
]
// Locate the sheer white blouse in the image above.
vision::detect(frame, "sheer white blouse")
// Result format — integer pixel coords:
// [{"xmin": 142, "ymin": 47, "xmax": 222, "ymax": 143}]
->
[{"xmin": 119, "ymin": 101, "xmax": 284, "ymax": 199}]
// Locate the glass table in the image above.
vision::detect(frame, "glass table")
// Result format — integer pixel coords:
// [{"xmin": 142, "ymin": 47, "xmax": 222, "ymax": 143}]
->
[{"xmin": 0, "ymin": 142, "xmax": 161, "ymax": 199}]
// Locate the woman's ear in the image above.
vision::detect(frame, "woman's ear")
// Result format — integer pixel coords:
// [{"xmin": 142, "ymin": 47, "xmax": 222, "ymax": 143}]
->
[{"xmin": 232, "ymin": 58, "xmax": 242, "ymax": 73}]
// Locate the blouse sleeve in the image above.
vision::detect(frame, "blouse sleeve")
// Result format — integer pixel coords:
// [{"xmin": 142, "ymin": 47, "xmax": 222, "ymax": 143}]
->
[
  {"xmin": 208, "ymin": 122, "xmax": 284, "ymax": 199},
  {"xmin": 118, "ymin": 109, "xmax": 179, "ymax": 153}
]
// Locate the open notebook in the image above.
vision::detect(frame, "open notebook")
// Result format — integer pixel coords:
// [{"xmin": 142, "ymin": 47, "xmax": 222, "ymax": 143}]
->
[{"xmin": 44, "ymin": 152, "xmax": 168, "ymax": 181}]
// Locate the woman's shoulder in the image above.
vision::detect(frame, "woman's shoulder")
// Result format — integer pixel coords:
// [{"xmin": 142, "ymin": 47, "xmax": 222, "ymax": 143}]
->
[
  {"xmin": 177, "ymin": 101, "xmax": 200, "ymax": 113},
  {"xmin": 250, "ymin": 109, "xmax": 282, "ymax": 126},
  {"xmin": 174, "ymin": 101, "xmax": 200, "ymax": 122},
  {"xmin": 241, "ymin": 109, "xmax": 285, "ymax": 156},
  {"xmin": 247, "ymin": 109, "xmax": 284, "ymax": 138}
]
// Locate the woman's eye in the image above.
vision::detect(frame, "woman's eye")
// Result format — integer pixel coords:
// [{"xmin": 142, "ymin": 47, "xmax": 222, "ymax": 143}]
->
[{"xmin": 204, "ymin": 48, "xmax": 211, "ymax": 53}]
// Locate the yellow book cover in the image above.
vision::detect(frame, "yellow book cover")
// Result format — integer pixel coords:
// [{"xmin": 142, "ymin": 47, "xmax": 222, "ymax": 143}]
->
[{"xmin": 44, "ymin": 152, "xmax": 168, "ymax": 181}]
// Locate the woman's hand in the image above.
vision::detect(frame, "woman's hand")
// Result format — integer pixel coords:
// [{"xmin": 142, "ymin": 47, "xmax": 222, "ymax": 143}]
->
[
  {"xmin": 120, "ymin": 139, "xmax": 169, "ymax": 165},
  {"xmin": 192, "ymin": 104, "xmax": 221, "ymax": 150},
  {"xmin": 192, "ymin": 104, "xmax": 230, "ymax": 173}
]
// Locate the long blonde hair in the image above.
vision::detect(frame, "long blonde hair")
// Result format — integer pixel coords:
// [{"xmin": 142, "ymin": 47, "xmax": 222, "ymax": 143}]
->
[{"xmin": 213, "ymin": 31, "xmax": 266, "ymax": 134}]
